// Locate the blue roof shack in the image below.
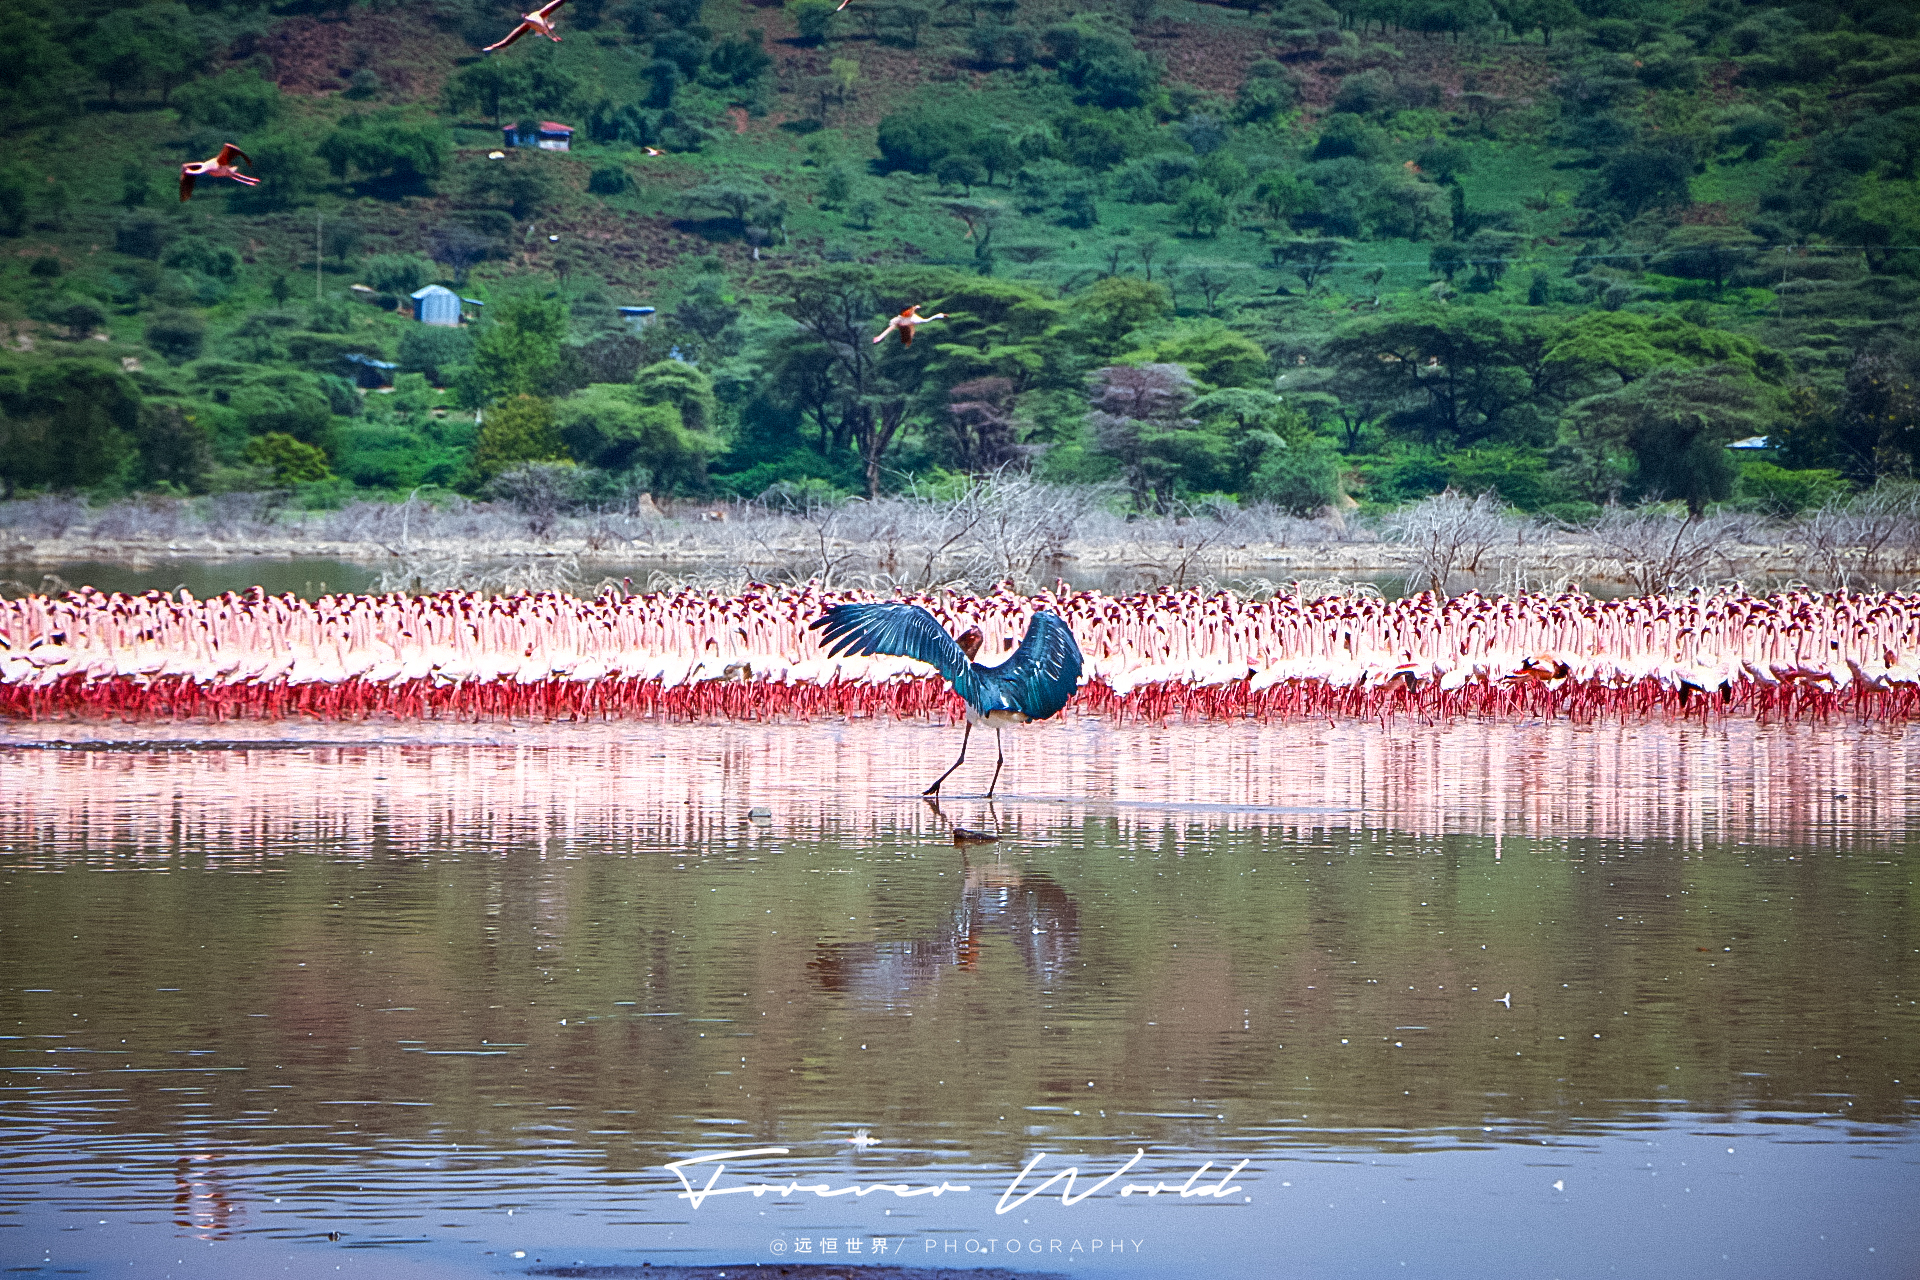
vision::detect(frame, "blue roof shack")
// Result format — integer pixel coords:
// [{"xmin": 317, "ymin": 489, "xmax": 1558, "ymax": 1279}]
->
[
  {"xmin": 617, "ymin": 306, "xmax": 656, "ymax": 332},
  {"xmin": 503, "ymin": 121, "xmax": 574, "ymax": 152},
  {"xmin": 410, "ymin": 284, "xmax": 464, "ymax": 327}
]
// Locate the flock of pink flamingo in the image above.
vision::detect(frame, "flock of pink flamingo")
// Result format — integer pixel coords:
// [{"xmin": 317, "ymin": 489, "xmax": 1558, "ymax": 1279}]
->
[{"xmin": 4, "ymin": 583, "xmax": 1920, "ymax": 723}]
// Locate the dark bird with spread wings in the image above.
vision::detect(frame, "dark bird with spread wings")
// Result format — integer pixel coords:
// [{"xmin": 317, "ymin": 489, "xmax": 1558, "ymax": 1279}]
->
[
  {"xmin": 179, "ymin": 144, "xmax": 257, "ymax": 202},
  {"xmin": 810, "ymin": 602, "xmax": 1083, "ymax": 797},
  {"xmin": 484, "ymin": 0, "xmax": 569, "ymax": 51}
]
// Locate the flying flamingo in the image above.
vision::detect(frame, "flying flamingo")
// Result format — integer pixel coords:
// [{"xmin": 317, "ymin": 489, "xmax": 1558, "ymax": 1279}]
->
[
  {"xmin": 871, "ymin": 304, "xmax": 948, "ymax": 348},
  {"xmin": 483, "ymin": 0, "xmax": 569, "ymax": 51},
  {"xmin": 810, "ymin": 602, "xmax": 1082, "ymax": 796},
  {"xmin": 179, "ymin": 145, "xmax": 257, "ymax": 201},
  {"xmin": 643, "ymin": 147, "xmax": 665, "ymax": 156}
]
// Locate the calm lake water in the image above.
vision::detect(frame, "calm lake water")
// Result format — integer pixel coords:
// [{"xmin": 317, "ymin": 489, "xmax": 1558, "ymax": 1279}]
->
[{"xmin": 1, "ymin": 716, "xmax": 1915, "ymax": 1279}]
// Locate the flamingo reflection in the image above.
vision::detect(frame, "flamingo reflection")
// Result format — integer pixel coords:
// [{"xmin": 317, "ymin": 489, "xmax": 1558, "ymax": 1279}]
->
[{"xmin": 173, "ymin": 1151, "xmax": 241, "ymax": 1238}]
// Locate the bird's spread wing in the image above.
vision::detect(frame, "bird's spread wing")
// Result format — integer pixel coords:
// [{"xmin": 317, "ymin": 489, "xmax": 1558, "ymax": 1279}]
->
[
  {"xmin": 981, "ymin": 610, "xmax": 1082, "ymax": 721},
  {"xmin": 810, "ymin": 603, "xmax": 976, "ymax": 699},
  {"xmin": 215, "ymin": 143, "xmax": 251, "ymax": 168},
  {"xmin": 484, "ymin": 22, "xmax": 531, "ymax": 49},
  {"xmin": 534, "ymin": 0, "xmax": 568, "ymax": 14},
  {"xmin": 899, "ymin": 324, "xmax": 913, "ymax": 347},
  {"xmin": 179, "ymin": 172, "xmax": 195, "ymax": 201}
]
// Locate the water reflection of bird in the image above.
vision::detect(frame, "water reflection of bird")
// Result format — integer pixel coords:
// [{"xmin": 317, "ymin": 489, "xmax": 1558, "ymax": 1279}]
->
[
  {"xmin": 810, "ymin": 601, "xmax": 1082, "ymax": 796},
  {"xmin": 173, "ymin": 1152, "xmax": 240, "ymax": 1238},
  {"xmin": 808, "ymin": 856, "xmax": 1080, "ymax": 1001}
]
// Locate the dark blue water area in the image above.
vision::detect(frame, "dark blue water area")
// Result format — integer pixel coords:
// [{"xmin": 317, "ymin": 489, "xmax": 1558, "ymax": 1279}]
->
[{"xmin": 3, "ymin": 1119, "xmax": 1914, "ymax": 1279}]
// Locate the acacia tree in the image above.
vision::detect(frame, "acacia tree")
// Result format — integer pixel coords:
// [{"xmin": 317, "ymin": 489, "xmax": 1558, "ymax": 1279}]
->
[
  {"xmin": 682, "ymin": 182, "xmax": 786, "ymax": 238},
  {"xmin": 87, "ymin": 4, "xmax": 201, "ymax": 103},
  {"xmin": 1561, "ymin": 364, "xmax": 1766, "ymax": 514},
  {"xmin": 1275, "ymin": 237, "xmax": 1348, "ymax": 292},
  {"xmin": 445, "ymin": 61, "xmax": 530, "ymax": 128},
  {"xmin": 767, "ymin": 265, "xmax": 932, "ymax": 497},
  {"xmin": 1323, "ymin": 306, "xmax": 1572, "ymax": 449},
  {"xmin": 1087, "ymin": 363, "xmax": 1202, "ymax": 512},
  {"xmin": 946, "ymin": 376, "xmax": 1022, "ymax": 473}
]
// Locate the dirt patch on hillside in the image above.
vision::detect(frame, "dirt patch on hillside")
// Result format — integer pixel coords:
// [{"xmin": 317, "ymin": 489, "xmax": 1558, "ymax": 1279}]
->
[
  {"xmin": 244, "ymin": 10, "xmax": 471, "ymax": 101},
  {"xmin": 742, "ymin": 4, "xmax": 965, "ymax": 135},
  {"xmin": 1151, "ymin": 20, "xmax": 1271, "ymax": 98}
]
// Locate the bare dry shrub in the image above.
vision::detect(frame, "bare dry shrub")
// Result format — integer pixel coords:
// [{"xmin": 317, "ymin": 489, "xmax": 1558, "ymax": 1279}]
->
[
  {"xmin": 486, "ymin": 463, "xmax": 589, "ymax": 539},
  {"xmin": 745, "ymin": 484, "xmax": 862, "ymax": 587},
  {"xmin": 945, "ymin": 473, "xmax": 1097, "ymax": 587},
  {"xmin": 0, "ymin": 496, "xmax": 91, "ymax": 540},
  {"xmin": 202, "ymin": 491, "xmax": 286, "ymax": 542},
  {"xmin": 1796, "ymin": 483, "xmax": 1920, "ymax": 589},
  {"xmin": 89, "ymin": 496, "xmax": 191, "ymax": 543},
  {"xmin": 1580, "ymin": 505, "xmax": 1757, "ymax": 595},
  {"xmin": 374, "ymin": 549, "xmax": 583, "ymax": 595},
  {"xmin": 318, "ymin": 500, "xmax": 414, "ymax": 546},
  {"xmin": 1382, "ymin": 490, "xmax": 1518, "ymax": 594}
]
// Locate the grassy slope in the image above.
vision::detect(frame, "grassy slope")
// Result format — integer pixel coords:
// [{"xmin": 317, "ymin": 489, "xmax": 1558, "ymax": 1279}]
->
[
  {"xmin": 11, "ymin": 0, "xmax": 1908, "ymax": 515},
  {"xmin": 5, "ymin": 0, "xmax": 1588, "ymax": 337}
]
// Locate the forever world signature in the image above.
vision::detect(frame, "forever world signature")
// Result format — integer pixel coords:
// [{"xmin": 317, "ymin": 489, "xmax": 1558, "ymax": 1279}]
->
[{"xmin": 663, "ymin": 1147, "xmax": 1251, "ymax": 1212}]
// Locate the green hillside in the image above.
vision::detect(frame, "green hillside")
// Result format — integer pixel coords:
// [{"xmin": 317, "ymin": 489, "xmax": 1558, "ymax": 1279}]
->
[{"xmin": 1, "ymin": 0, "xmax": 1915, "ymax": 522}]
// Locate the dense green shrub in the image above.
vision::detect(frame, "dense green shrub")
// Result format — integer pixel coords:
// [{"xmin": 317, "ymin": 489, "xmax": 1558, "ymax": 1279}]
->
[
  {"xmin": 316, "ymin": 111, "xmax": 447, "ymax": 193},
  {"xmin": 144, "ymin": 309, "xmax": 206, "ymax": 362},
  {"xmin": 171, "ymin": 69, "xmax": 282, "ymax": 134},
  {"xmin": 875, "ymin": 109, "xmax": 978, "ymax": 173},
  {"xmin": 398, "ymin": 327, "xmax": 474, "ymax": 385},
  {"xmin": 363, "ymin": 255, "xmax": 436, "ymax": 297},
  {"xmin": 0, "ymin": 361, "xmax": 140, "ymax": 498},
  {"xmin": 588, "ymin": 165, "xmax": 631, "ymax": 196},
  {"xmin": 1247, "ymin": 446, "xmax": 1342, "ymax": 514}
]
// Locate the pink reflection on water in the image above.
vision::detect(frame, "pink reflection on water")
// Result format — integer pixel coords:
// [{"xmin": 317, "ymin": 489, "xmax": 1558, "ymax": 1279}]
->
[
  {"xmin": 172, "ymin": 1150, "xmax": 241, "ymax": 1239},
  {"xmin": 1, "ymin": 718, "xmax": 1912, "ymax": 854}
]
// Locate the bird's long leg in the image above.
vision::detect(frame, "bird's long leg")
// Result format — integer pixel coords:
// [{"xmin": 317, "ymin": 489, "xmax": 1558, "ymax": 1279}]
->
[
  {"xmin": 985, "ymin": 728, "xmax": 1005, "ymax": 797},
  {"xmin": 923, "ymin": 722, "xmax": 971, "ymax": 796}
]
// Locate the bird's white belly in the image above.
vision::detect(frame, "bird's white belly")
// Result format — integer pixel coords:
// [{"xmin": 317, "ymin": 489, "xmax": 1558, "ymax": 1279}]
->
[{"xmin": 966, "ymin": 707, "xmax": 1031, "ymax": 728}]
